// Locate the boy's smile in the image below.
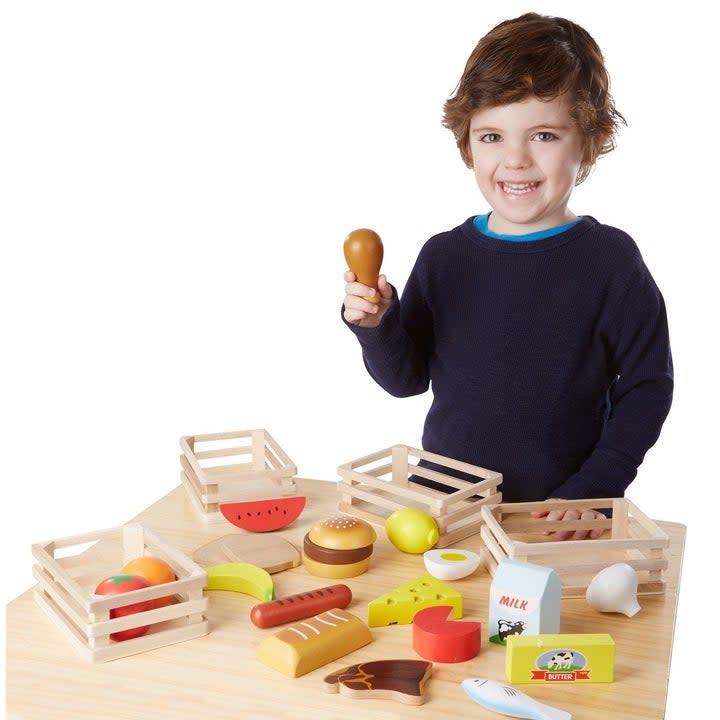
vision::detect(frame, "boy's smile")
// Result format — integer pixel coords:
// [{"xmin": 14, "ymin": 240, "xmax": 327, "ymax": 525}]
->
[{"xmin": 469, "ymin": 95, "xmax": 584, "ymax": 235}]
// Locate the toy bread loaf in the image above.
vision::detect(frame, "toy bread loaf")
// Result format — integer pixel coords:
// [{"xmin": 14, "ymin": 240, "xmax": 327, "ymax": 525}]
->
[{"xmin": 256, "ymin": 608, "xmax": 372, "ymax": 677}]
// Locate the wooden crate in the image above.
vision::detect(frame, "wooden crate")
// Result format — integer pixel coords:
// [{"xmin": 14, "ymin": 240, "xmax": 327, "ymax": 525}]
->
[
  {"xmin": 180, "ymin": 429, "xmax": 298, "ymax": 522},
  {"xmin": 32, "ymin": 523, "xmax": 209, "ymax": 662},
  {"xmin": 480, "ymin": 498, "xmax": 670, "ymax": 598},
  {"xmin": 337, "ymin": 444, "xmax": 502, "ymax": 548}
]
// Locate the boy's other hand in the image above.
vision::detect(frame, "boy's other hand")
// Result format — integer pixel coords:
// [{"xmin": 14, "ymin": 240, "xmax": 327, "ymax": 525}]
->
[
  {"xmin": 530, "ymin": 499, "xmax": 606, "ymax": 541},
  {"xmin": 343, "ymin": 271, "xmax": 393, "ymax": 328}
]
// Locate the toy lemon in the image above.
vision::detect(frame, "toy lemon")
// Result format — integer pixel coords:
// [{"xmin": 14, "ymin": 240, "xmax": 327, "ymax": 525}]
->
[
  {"xmin": 385, "ymin": 508, "xmax": 439, "ymax": 554},
  {"xmin": 423, "ymin": 548, "xmax": 482, "ymax": 581}
]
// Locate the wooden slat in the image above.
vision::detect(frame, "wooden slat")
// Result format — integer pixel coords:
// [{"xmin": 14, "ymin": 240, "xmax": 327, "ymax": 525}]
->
[
  {"xmin": 337, "ymin": 501, "xmax": 384, "ymax": 529},
  {"xmin": 365, "ymin": 462, "xmax": 393, "ymax": 479},
  {"xmin": 391, "ymin": 445, "xmax": 408, "ymax": 486},
  {"xmin": 184, "ymin": 430, "xmax": 253, "ymax": 443},
  {"xmin": 263, "ymin": 430, "xmax": 295, "ymax": 468},
  {"xmin": 498, "ymin": 517, "xmax": 613, "ymax": 533},
  {"xmin": 517, "ymin": 535, "xmax": 669, "ymax": 555},
  {"xmin": 193, "ymin": 446, "xmax": 252, "ymax": 461},
  {"xmin": 410, "ymin": 463, "xmax": 476, "ymax": 491},
  {"xmin": 341, "ymin": 485, "xmax": 408, "ymax": 514},
  {"xmin": 434, "ymin": 492, "xmax": 502, "ymax": 532},
  {"xmin": 612, "ymin": 498, "xmax": 630, "ymax": 539},
  {"xmin": 480, "ymin": 525, "xmax": 507, "ymax": 566},
  {"xmin": 179, "ymin": 437, "xmax": 211, "ymax": 484},
  {"xmin": 251, "ymin": 429, "xmax": 265, "ymax": 471},
  {"xmin": 180, "ymin": 471, "xmax": 218, "ymax": 516},
  {"xmin": 435, "ymin": 519, "xmax": 485, "ymax": 548},
  {"xmin": 627, "ymin": 500, "xmax": 671, "ymax": 540},
  {"xmin": 436, "ymin": 476, "xmax": 502, "ymax": 507},
  {"xmin": 483, "ymin": 498, "xmax": 617, "ymax": 515},
  {"xmin": 337, "ymin": 446, "xmax": 395, "ymax": 472},
  {"xmin": 32, "ymin": 566, "xmax": 89, "ymax": 633},
  {"xmin": 338, "ymin": 470, "xmax": 440, "ymax": 504},
  {"xmin": 180, "ymin": 456, "xmax": 214, "ymax": 504},
  {"xmin": 406, "ymin": 445, "xmax": 502, "ymax": 481}
]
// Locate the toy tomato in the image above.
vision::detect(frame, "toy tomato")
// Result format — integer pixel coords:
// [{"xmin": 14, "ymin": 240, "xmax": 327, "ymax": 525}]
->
[{"xmin": 94, "ymin": 574, "xmax": 153, "ymax": 641}]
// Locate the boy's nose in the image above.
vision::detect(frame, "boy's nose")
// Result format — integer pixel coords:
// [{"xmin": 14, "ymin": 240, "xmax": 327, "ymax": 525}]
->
[{"xmin": 503, "ymin": 143, "xmax": 531, "ymax": 169}]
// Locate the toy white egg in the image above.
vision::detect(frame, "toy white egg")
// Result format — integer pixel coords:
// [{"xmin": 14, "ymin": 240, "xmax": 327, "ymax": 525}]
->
[
  {"xmin": 423, "ymin": 549, "xmax": 482, "ymax": 581},
  {"xmin": 586, "ymin": 562, "xmax": 641, "ymax": 617}
]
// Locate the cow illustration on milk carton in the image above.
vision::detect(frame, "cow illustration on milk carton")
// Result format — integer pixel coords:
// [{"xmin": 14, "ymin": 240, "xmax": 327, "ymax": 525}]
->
[{"xmin": 489, "ymin": 559, "xmax": 561, "ymax": 645}]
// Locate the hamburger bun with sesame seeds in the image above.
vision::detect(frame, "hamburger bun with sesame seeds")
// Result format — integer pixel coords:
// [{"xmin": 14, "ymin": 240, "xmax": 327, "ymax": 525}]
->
[{"xmin": 302, "ymin": 515, "xmax": 377, "ymax": 578}]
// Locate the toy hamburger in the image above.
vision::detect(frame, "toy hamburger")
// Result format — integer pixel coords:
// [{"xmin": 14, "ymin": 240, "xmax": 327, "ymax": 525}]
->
[{"xmin": 303, "ymin": 515, "xmax": 377, "ymax": 578}]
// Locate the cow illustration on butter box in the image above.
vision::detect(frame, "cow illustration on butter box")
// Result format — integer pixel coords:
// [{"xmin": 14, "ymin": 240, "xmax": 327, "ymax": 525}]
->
[
  {"xmin": 506, "ymin": 633, "xmax": 615, "ymax": 683},
  {"xmin": 488, "ymin": 559, "xmax": 560, "ymax": 645}
]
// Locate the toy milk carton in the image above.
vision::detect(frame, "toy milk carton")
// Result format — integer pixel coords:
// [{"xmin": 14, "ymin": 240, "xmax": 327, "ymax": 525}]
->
[
  {"xmin": 488, "ymin": 559, "xmax": 560, "ymax": 645},
  {"xmin": 506, "ymin": 633, "xmax": 615, "ymax": 683}
]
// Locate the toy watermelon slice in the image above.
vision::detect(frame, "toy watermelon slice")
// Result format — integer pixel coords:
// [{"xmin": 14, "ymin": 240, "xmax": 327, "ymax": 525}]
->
[{"xmin": 219, "ymin": 496, "xmax": 306, "ymax": 532}]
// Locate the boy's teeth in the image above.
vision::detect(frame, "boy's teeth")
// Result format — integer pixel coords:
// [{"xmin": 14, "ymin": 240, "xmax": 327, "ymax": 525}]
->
[{"xmin": 501, "ymin": 182, "xmax": 538, "ymax": 194}]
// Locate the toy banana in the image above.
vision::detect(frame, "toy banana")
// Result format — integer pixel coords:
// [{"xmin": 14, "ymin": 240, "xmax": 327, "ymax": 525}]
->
[{"xmin": 205, "ymin": 562, "xmax": 274, "ymax": 601}]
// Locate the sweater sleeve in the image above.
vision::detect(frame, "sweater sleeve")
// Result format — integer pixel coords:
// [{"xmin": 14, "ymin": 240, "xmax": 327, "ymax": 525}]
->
[
  {"xmin": 342, "ymin": 254, "xmax": 434, "ymax": 398},
  {"xmin": 551, "ymin": 259, "xmax": 673, "ymax": 500}
]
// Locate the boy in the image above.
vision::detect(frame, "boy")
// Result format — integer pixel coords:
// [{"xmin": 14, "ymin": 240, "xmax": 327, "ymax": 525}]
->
[{"xmin": 341, "ymin": 13, "xmax": 673, "ymax": 540}]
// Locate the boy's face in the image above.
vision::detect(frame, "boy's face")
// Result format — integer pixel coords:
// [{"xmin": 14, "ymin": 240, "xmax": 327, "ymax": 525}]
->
[{"xmin": 468, "ymin": 95, "xmax": 584, "ymax": 235}]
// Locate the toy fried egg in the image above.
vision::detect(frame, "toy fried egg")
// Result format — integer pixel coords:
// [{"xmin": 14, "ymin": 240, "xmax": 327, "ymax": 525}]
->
[{"xmin": 423, "ymin": 549, "xmax": 482, "ymax": 581}]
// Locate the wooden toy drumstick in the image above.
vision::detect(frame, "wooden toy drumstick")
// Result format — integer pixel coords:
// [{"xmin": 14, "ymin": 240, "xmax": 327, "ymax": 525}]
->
[{"xmin": 343, "ymin": 228, "xmax": 384, "ymax": 304}]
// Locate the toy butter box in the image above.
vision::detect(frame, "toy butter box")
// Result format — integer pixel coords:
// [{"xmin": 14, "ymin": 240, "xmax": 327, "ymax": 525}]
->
[{"xmin": 506, "ymin": 633, "xmax": 615, "ymax": 683}]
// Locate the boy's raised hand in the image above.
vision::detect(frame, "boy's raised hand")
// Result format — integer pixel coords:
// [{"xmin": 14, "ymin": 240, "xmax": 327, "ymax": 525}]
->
[
  {"xmin": 343, "ymin": 271, "xmax": 393, "ymax": 328},
  {"xmin": 530, "ymin": 499, "xmax": 606, "ymax": 541}
]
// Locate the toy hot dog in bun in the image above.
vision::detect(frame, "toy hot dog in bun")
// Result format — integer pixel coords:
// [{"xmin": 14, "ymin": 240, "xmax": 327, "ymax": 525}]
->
[
  {"xmin": 303, "ymin": 516, "xmax": 376, "ymax": 578},
  {"xmin": 250, "ymin": 584, "xmax": 353, "ymax": 628}
]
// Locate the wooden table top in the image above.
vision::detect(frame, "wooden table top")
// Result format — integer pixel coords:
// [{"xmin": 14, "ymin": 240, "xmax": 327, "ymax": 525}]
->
[{"xmin": 5, "ymin": 479, "xmax": 685, "ymax": 720}]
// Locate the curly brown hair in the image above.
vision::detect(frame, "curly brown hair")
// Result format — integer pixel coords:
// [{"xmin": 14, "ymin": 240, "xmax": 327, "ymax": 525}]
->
[{"xmin": 443, "ymin": 13, "xmax": 625, "ymax": 184}]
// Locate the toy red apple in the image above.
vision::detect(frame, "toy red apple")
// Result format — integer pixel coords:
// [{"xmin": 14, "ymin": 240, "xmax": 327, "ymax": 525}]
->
[{"xmin": 94, "ymin": 574, "xmax": 153, "ymax": 641}]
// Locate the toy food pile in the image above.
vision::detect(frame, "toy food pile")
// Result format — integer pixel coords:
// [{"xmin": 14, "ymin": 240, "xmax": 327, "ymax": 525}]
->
[{"xmin": 93, "ymin": 555, "xmax": 176, "ymax": 641}]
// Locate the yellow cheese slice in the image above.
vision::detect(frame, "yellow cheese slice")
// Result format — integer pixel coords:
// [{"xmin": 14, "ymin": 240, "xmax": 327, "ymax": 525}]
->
[{"xmin": 367, "ymin": 574, "xmax": 462, "ymax": 627}]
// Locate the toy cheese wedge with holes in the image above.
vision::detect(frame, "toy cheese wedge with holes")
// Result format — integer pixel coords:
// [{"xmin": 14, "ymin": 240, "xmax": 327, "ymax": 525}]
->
[
  {"xmin": 506, "ymin": 633, "xmax": 615, "ymax": 683},
  {"xmin": 367, "ymin": 575, "xmax": 462, "ymax": 627}
]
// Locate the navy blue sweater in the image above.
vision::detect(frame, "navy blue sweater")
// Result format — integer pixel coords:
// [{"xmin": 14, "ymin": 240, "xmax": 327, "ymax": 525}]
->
[{"xmin": 345, "ymin": 216, "xmax": 673, "ymax": 502}]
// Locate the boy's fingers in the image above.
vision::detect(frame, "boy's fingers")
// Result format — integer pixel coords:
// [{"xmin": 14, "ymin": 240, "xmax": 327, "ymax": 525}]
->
[
  {"xmin": 571, "ymin": 509, "xmax": 597, "ymax": 540},
  {"xmin": 344, "ymin": 295, "xmax": 379, "ymax": 314},
  {"xmin": 343, "ymin": 308, "xmax": 367, "ymax": 323},
  {"xmin": 345, "ymin": 281, "xmax": 380, "ymax": 298},
  {"xmin": 532, "ymin": 502, "xmax": 604, "ymax": 541},
  {"xmin": 378, "ymin": 275, "xmax": 393, "ymax": 299},
  {"xmin": 344, "ymin": 270, "xmax": 356, "ymax": 282},
  {"xmin": 549, "ymin": 508, "xmax": 579, "ymax": 541}
]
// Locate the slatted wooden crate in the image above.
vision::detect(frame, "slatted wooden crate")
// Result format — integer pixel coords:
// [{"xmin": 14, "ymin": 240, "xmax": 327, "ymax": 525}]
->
[
  {"xmin": 32, "ymin": 523, "xmax": 209, "ymax": 662},
  {"xmin": 180, "ymin": 429, "xmax": 298, "ymax": 522},
  {"xmin": 480, "ymin": 498, "xmax": 669, "ymax": 598},
  {"xmin": 337, "ymin": 444, "xmax": 502, "ymax": 548}
]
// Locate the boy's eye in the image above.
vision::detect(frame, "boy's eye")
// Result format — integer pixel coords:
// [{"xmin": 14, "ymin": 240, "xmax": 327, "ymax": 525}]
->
[
  {"xmin": 535, "ymin": 131, "xmax": 558, "ymax": 142},
  {"xmin": 480, "ymin": 133, "xmax": 501, "ymax": 143}
]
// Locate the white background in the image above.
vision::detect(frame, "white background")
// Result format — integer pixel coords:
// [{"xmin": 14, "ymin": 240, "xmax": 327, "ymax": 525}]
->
[{"xmin": 1, "ymin": 1, "xmax": 717, "ymax": 716}]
